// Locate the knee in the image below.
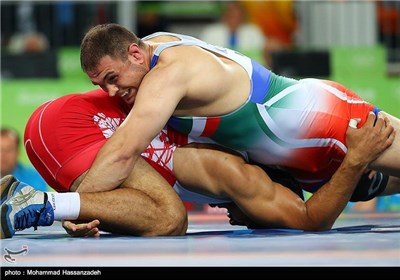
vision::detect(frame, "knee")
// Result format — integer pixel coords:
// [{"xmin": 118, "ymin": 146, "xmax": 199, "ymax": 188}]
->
[{"xmin": 153, "ymin": 203, "xmax": 188, "ymax": 236}]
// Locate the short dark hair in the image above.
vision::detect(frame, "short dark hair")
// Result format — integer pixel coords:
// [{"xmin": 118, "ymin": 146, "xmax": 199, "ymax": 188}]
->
[{"xmin": 80, "ymin": 23, "xmax": 144, "ymax": 73}]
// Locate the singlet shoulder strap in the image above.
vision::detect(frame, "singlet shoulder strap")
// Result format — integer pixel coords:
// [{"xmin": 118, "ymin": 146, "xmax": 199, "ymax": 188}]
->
[
  {"xmin": 143, "ymin": 32, "xmax": 253, "ymax": 76},
  {"xmin": 143, "ymin": 32, "xmax": 214, "ymax": 69}
]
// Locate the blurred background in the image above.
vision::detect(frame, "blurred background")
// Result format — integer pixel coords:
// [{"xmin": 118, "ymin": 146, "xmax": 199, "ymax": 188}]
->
[{"xmin": 1, "ymin": 0, "xmax": 399, "ymax": 213}]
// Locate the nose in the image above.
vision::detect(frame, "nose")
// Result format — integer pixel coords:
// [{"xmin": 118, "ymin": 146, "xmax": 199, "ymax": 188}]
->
[{"xmin": 107, "ymin": 84, "xmax": 119, "ymax": 97}]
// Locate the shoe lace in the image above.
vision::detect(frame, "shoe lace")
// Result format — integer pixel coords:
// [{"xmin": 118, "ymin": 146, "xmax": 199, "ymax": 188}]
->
[{"xmin": 14, "ymin": 205, "xmax": 46, "ymax": 231}]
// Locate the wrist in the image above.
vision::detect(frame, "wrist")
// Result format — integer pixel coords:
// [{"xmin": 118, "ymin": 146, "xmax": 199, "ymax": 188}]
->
[{"xmin": 342, "ymin": 152, "xmax": 368, "ymax": 171}]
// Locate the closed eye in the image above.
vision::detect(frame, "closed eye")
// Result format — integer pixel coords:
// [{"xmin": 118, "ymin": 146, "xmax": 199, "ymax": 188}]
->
[{"xmin": 106, "ymin": 75, "xmax": 118, "ymax": 84}]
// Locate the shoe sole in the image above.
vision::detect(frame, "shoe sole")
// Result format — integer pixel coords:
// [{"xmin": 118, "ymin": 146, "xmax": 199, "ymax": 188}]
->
[
  {"xmin": 0, "ymin": 175, "xmax": 17, "ymax": 205},
  {"xmin": 1, "ymin": 203, "xmax": 13, "ymax": 239}
]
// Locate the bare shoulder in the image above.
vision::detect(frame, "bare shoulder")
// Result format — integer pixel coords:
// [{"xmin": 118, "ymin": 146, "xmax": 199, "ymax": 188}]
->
[
  {"xmin": 147, "ymin": 46, "xmax": 208, "ymax": 91},
  {"xmin": 156, "ymin": 44, "xmax": 208, "ymax": 67}
]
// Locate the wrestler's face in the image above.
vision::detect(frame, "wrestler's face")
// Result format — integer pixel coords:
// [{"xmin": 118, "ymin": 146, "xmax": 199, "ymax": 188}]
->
[{"xmin": 87, "ymin": 54, "xmax": 147, "ymax": 106}]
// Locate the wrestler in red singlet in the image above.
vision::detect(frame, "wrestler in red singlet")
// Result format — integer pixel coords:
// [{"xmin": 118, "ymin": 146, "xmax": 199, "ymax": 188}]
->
[{"xmin": 24, "ymin": 89, "xmax": 177, "ymax": 192}]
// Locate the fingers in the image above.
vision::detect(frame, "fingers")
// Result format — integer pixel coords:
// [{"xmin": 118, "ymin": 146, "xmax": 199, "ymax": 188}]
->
[
  {"xmin": 62, "ymin": 220, "xmax": 77, "ymax": 232},
  {"xmin": 86, "ymin": 219, "xmax": 101, "ymax": 228},
  {"xmin": 362, "ymin": 110, "xmax": 387, "ymax": 128},
  {"xmin": 62, "ymin": 219, "xmax": 101, "ymax": 237},
  {"xmin": 82, "ymin": 227, "xmax": 100, "ymax": 237},
  {"xmin": 346, "ymin": 110, "xmax": 395, "ymax": 167},
  {"xmin": 365, "ymin": 111, "xmax": 377, "ymax": 127},
  {"xmin": 348, "ymin": 112, "xmax": 376, "ymax": 131},
  {"xmin": 369, "ymin": 111, "xmax": 389, "ymax": 129},
  {"xmin": 375, "ymin": 114, "xmax": 395, "ymax": 147},
  {"xmin": 373, "ymin": 117, "xmax": 395, "ymax": 158},
  {"xmin": 360, "ymin": 111, "xmax": 394, "ymax": 137},
  {"xmin": 374, "ymin": 112, "xmax": 388, "ymax": 129},
  {"xmin": 382, "ymin": 116, "xmax": 395, "ymax": 135},
  {"xmin": 364, "ymin": 169, "xmax": 377, "ymax": 180},
  {"xmin": 385, "ymin": 127, "xmax": 396, "ymax": 148}
]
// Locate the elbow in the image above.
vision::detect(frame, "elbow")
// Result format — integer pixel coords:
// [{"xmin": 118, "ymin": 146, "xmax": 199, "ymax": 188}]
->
[
  {"xmin": 293, "ymin": 208, "xmax": 335, "ymax": 231},
  {"xmin": 288, "ymin": 221, "xmax": 333, "ymax": 232},
  {"xmin": 303, "ymin": 223, "xmax": 334, "ymax": 232},
  {"xmin": 299, "ymin": 217, "xmax": 335, "ymax": 232}
]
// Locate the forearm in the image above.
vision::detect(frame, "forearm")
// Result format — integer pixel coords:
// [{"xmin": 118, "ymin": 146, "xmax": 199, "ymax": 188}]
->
[
  {"xmin": 76, "ymin": 124, "xmax": 143, "ymax": 192},
  {"xmin": 302, "ymin": 155, "xmax": 368, "ymax": 230},
  {"xmin": 76, "ymin": 104, "xmax": 164, "ymax": 192},
  {"xmin": 221, "ymin": 158, "xmax": 367, "ymax": 231},
  {"xmin": 76, "ymin": 151, "xmax": 137, "ymax": 192}
]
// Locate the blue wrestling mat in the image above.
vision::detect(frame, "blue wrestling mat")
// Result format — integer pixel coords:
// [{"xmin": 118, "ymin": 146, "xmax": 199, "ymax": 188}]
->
[
  {"xmin": 187, "ymin": 223, "xmax": 400, "ymax": 237},
  {"xmin": 1, "ymin": 213, "xmax": 399, "ymax": 268}
]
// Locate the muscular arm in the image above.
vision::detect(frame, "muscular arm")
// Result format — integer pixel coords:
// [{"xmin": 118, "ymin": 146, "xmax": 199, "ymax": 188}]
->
[
  {"xmin": 174, "ymin": 113, "xmax": 395, "ymax": 231},
  {"xmin": 77, "ymin": 66, "xmax": 186, "ymax": 193}
]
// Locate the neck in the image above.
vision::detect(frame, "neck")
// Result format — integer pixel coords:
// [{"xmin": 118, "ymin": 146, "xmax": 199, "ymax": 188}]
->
[{"xmin": 144, "ymin": 43, "xmax": 154, "ymax": 69}]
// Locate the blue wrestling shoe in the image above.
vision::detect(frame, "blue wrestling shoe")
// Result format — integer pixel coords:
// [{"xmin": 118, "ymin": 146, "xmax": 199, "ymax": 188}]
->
[
  {"xmin": 1, "ymin": 182, "xmax": 54, "ymax": 239},
  {"xmin": 1, "ymin": 175, "xmax": 19, "ymax": 205}
]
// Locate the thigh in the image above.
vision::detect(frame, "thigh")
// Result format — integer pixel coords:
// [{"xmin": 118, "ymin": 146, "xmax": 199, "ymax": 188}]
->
[
  {"xmin": 123, "ymin": 157, "xmax": 181, "ymax": 202},
  {"xmin": 173, "ymin": 143, "xmax": 247, "ymax": 197},
  {"xmin": 380, "ymin": 176, "xmax": 400, "ymax": 196}
]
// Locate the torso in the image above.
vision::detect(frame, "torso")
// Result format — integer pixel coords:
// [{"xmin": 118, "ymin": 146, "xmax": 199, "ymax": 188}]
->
[{"xmin": 143, "ymin": 32, "xmax": 376, "ymax": 191}]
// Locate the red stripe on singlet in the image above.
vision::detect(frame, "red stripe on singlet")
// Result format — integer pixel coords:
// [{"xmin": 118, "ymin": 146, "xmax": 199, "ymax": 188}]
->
[
  {"xmin": 200, "ymin": 117, "xmax": 220, "ymax": 137},
  {"xmin": 166, "ymin": 126, "xmax": 189, "ymax": 146}
]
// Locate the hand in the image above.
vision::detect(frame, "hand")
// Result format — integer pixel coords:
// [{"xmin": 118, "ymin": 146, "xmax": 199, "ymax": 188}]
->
[
  {"xmin": 210, "ymin": 203, "xmax": 266, "ymax": 229},
  {"xmin": 364, "ymin": 169, "xmax": 377, "ymax": 179},
  {"xmin": 346, "ymin": 112, "xmax": 395, "ymax": 168},
  {"xmin": 62, "ymin": 219, "xmax": 101, "ymax": 237}
]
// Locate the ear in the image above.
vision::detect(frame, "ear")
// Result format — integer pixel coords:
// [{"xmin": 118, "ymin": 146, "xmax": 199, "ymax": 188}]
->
[{"xmin": 127, "ymin": 43, "xmax": 144, "ymax": 63}]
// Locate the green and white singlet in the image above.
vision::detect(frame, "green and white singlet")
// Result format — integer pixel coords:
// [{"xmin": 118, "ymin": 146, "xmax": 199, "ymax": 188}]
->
[{"xmin": 143, "ymin": 32, "xmax": 376, "ymax": 192}]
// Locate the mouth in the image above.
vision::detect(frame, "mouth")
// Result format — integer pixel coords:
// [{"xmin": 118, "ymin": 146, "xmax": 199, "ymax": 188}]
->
[
  {"xmin": 119, "ymin": 89, "xmax": 136, "ymax": 105},
  {"xmin": 120, "ymin": 90, "xmax": 130, "ymax": 98}
]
